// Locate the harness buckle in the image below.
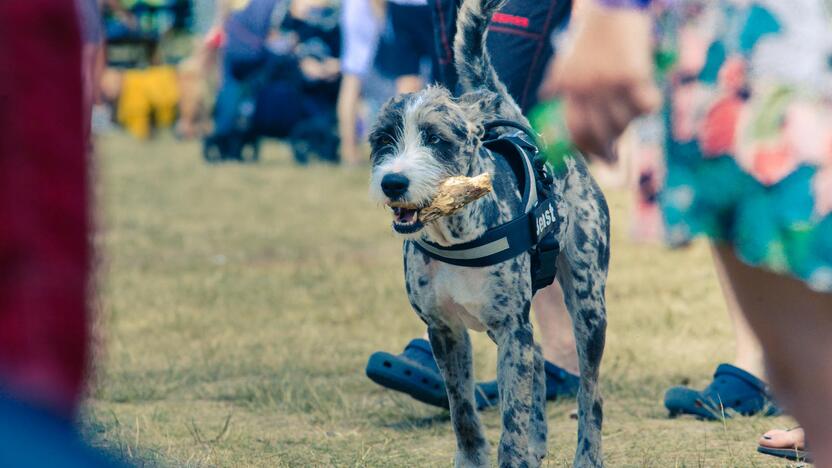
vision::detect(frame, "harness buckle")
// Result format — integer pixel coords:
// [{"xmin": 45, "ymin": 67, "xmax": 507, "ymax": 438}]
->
[
  {"xmin": 529, "ymin": 198, "xmax": 559, "ymax": 293},
  {"xmin": 531, "ymin": 231, "xmax": 559, "ymax": 293}
]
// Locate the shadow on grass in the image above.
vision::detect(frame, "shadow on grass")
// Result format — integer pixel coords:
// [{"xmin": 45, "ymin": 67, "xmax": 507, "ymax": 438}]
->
[{"xmin": 381, "ymin": 412, "xmax": 451, "ymax": 432}]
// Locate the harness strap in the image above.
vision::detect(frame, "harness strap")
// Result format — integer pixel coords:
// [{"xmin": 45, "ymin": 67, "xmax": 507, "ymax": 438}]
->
[
  {"xmin": 482, "ymin": 119, "xmax": 539, "ymax": 143},
  {"xmin": 413, "ymin": 120, "xmax": 561, "ymax": 293},
  {"xmin": 415, "ymin": 207, "xmax": 538, "ymax": 267}
]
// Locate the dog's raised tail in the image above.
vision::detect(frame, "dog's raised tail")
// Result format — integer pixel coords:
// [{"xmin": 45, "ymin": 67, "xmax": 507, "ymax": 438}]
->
[{"xmin": 454, "ymin": 0, "xmax": 525, "ymax": 123}]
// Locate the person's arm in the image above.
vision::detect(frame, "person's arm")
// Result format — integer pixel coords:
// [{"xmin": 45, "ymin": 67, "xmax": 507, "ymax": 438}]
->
[{"xmin": 539, "ymin": 0, "xmax": 659, "ymax": 160}]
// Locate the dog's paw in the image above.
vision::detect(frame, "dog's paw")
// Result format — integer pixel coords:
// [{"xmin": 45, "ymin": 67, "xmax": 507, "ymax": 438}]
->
[
  {"xmin": 529, "ymin": 442, "xmax": 547, "ymax": 467},
  {"xmin": 454, "ymin": 447, "xmax": 490, "ymax": 468}
]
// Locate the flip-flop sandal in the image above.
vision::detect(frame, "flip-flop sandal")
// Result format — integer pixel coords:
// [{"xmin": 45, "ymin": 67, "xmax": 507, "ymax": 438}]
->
[
  {"xmin": 757, "ymin": 427, "xmax": 812, "ymax": 463},
  {"xmin": 757, "ymin": 445, "xmax": 812, "ymax": 462},
  {"xmin": 474, "ymin": 361, "xmax": 581, "ymax": 410},
  {"xmin": 664, "ymin": 364, "xmax": 781, "ymax": 420},
  {"xmin": 366, "ymin": 339, "xmax": 449, "ymax": 408}
]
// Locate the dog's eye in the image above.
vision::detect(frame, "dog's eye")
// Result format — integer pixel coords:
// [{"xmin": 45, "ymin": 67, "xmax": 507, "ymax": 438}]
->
[
  {"xmin": 374, "ymin": 134, "xmax": 394, "ymax": 148},
  {"xmin": 427, "ymin": 134, "xmax": 443, "ymax": 145}
]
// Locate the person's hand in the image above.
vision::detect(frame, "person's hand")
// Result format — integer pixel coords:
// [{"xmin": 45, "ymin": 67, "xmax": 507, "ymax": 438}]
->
[
  {"xmin": 301, "ymin": 57, "xmax": 340, "ymax": 81},
  {"xmin": 539, "ymin": 2, "xmax": 660, "ymax": 161},
  {"xmin": 320, "ymin": 58, "xmax": 340, "ymax": 81},
  {"xmin": 300, "ymin": 57, "xmax": 324, "ymax": 80}
]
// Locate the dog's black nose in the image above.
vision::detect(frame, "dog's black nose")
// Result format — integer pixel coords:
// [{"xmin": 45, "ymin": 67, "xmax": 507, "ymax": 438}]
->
[{"xmin": 381, "ymin": 173, "xmax": 409, "ymax": 199}]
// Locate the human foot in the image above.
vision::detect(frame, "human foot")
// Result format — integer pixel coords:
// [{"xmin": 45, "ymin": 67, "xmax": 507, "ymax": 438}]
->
[{"xmin": 757, "ymin": 427, "xmax": 811, "ymax": 462}]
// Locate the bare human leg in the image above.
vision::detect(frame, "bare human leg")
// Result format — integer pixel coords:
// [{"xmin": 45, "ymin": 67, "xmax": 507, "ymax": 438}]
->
[
  {"xmin": 533, "ymin": 282, "xmax": 579, "ymax": 375},
  {"xmin": 337, "ymin": 74, "xmax": 363, "ymax": 166},
  {"xmin": 715, "ymin": 244, "xmax": 832, "ymax": 467},
  {"xmin": 711, "ymin": 244, "xmax": 765, "ymax": 379}
]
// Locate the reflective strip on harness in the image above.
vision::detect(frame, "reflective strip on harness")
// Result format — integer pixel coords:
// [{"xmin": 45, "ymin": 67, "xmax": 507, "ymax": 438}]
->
[
  {"xmin": 415, "ymin": 237, "xmax": 510, "ymax": 261},
  {"xmin": 413, "ymin": 211, "xmax": 534, "ymax": 267}
]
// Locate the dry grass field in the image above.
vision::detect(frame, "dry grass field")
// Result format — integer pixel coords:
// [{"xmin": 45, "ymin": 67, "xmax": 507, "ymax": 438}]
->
[{"xmin": 81, "ymin": 133, "xmax": 801, "ymax": 467}]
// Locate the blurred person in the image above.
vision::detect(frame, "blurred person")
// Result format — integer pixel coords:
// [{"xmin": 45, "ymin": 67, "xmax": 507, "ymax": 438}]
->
[
  {"xmin": 175, "ymin": 0, "xmax": 237, "ymax": 139},
  {"xmin": 205, "ymin": 0, "xmax": 343, "ymax": 162},
  {"xmin": 77, "ymin": 0, "xmax": 108, "ymax": 137},
  {"xmin": 102, "ymin": 0, "xmax": 140, "ymax": 40},
  {"xmin": 114, "ymin": 65, "xmax": 180, "ymax": 139},
  {"xmin": 545, "ymin": 0, "xmax": 832, "ymax": 465},
  {"xmin": 0, "ymin": 0, "xmax": 120, "ymax": 465},
  {"xmin": 365, "ymin": 0, "xmax": 583, "ymax": 410},
  {"xmin": 97, "ymin": 0, "xmax": 185, "ymax": 139},
  {"xmin": 660, "ymin": 245, "xmax": 778, "ymax": 420},
  {"xmin": 102, "ymin": 0, "xmax": 178, "ymax": 40},
  {"xmin": 98, "ymin": 64, "xmax": 180, "ymax": 139},
  {"xmin": 336, "ymin": 0, "xmax": 386, "ymax": 165},
  {"xmin": 616, "ymin": 101, "xmax": 778, "ymax": 422},
  {"xmin": 205, "ymin": 0, "xmax": 289, "ymax": 160},
  {"xmin": 176, "ymin": 40, "xmax": 220, "ymax": 139},
  {"xmin": 430, "ymin": 0, "xmax": 571, "ymax": 114},
  {"xmin": 377, "ymin": 0, "xmax": 436, "ymax": 94},
  {"xmin": 571, "ymin": 1, "xmax": 779, "ymax": 421},
  {"xmin": 285, "ymin": 0, "xmax": 341, "ymax": 107}
]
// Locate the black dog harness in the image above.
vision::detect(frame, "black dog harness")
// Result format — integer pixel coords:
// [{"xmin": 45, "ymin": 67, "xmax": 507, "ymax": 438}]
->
[{"xmin": 414, "ymin": 120, "xmax": 561, "ymax": 294}]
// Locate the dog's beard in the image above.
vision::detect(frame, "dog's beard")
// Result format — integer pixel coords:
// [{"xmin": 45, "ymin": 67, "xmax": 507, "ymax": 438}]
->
[{"xmin": 369, "ymin": 147, "xmax": 447, "ymax": 236}]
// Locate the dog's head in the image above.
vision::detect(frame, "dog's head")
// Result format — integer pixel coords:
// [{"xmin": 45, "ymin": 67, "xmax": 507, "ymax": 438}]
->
[{"xmin": 369, "ymin": 86, "xmax": 497, "ymax": 236}]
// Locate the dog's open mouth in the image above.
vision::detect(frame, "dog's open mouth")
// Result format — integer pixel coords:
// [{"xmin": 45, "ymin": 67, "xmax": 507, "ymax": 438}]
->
[{"xmin": 388, "ymin": 202, "xmax": 425, "ymax": 234}]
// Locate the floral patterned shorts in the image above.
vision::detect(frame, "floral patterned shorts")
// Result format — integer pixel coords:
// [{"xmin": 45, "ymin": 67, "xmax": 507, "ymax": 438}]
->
[{"xmin": 655, "ymin": 0, "xmax": 832, "ymax": 292}]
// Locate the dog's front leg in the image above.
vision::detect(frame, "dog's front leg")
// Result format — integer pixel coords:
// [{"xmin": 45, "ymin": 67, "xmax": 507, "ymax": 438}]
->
[
  {"xmin": 492, "ymin": 301, "xmax": 541, "ymax": 468},
  {"xmin": 427, "ymin": 324, "xmax": 489, "ymax": 468}
]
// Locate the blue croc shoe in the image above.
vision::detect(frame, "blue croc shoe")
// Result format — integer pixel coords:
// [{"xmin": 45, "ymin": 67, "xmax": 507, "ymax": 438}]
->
[
  {"xmin": 664, "ymin": 363, "xmax": 781, "ymax": 420},
  {"xmin": 365, "ymin": 339, "xmax": 493, "ymax": 409},
  {"xmin": 473, "ymin": 361, "xmax": 580, "ymax": 410},
  {"xmin": 367, "ymin": 340, "xmax": 581, "ymax": 411},
  {"xmin": 366, "ymin": 338, "xmax": 449, "ymax": 408}
]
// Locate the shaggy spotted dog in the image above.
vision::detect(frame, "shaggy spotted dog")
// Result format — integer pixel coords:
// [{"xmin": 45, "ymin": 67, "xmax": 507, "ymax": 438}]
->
[{"xmin": 368, "ymin": 0, "xmax": 609, "ymax": 466}]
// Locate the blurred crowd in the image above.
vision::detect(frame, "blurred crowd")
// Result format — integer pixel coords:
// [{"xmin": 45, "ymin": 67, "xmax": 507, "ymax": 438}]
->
[{"xmin": 80, "ymin": 0, "xmax": 434, "ymax": 165}]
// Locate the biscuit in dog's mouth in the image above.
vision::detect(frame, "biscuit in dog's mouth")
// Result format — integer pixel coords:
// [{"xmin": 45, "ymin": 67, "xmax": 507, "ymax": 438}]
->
[{"xmin": 384, "ymin": 174, "xmax": 493, "ymax": 234}]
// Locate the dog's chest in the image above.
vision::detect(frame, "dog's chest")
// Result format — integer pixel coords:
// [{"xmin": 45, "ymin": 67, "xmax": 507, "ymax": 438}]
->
[{"xmin": 428, "ymin": 263, "xmax": 491, "ymax": 332}]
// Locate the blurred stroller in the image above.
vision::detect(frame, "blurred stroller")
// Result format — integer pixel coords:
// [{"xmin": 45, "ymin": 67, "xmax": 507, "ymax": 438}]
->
[{"xmin": 203, "ymin": 0, "xmax": 341, "ymax": 164}]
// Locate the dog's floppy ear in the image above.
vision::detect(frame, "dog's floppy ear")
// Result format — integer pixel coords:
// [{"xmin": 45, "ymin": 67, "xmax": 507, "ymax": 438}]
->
[{"xmin": 457, "ymin": 89, "xmax": 500, "ymax": 140}]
